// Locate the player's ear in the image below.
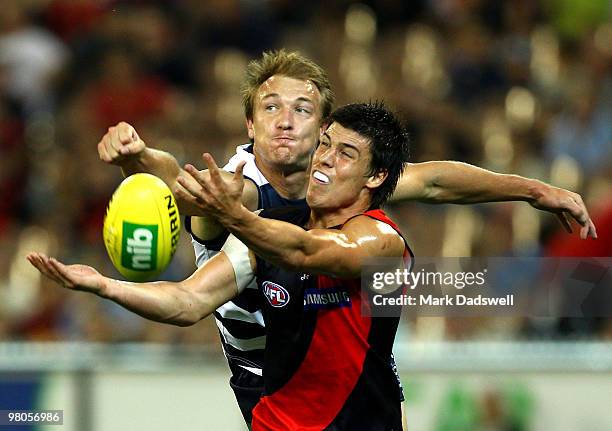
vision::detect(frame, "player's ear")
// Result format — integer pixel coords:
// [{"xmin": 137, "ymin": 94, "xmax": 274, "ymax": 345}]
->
[
  {"xmin": 246, "ymin": 118, "xmax": 255, "ymax": 140},
  {"xmin": 365, "ymin": 170, "xmax": 387, "ymax": 190}
]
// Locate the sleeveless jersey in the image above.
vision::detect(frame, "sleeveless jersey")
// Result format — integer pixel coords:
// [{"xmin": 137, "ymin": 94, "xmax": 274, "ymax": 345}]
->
[
  {"xmin": 251, "ymin": 205, "xmax": 412, "ymax": 431},
  {"xmin": 185, "ymin": 144, "xmax": 306, "ymax": 376}
]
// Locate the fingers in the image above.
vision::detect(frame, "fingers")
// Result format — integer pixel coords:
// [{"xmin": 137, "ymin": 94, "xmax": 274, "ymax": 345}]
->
[
  {"xmin": 234, "ymin": 161, "xmax": 246, "ymax": 181},
  {"xmin": 118, "ymin": 140, "xmax": 144, "ymax": 156},
  {"xmin": 562, "ymin": 193, "xmax": 598, "ymax": 240},
  {"xmin": 44, "ymin": 256, "xmax": 73, "ymax": 287},
  {"xmin": 173, "ymin": 183, "xmax": 202, "ymax": 208},
  {"xmin": 570, "ymin": 194, "xmax": 589, "ymax": 225},
  {"xmin": 97, "ymin": 122, "xmax": 143, "ymax": 163},
  {"xmin": 183, "ymin": 164, "xmax": 209, "ymax": 190},
  {"xmin": 97, "ymin": 135, "xmax": 112, "ymax": 163},
  {"xmin": 580, "ymin": 218, "xmax": 598, "ymax": 240},
  {"xmin": 117, "ymin": 122, "xmax": 136, "ymax": 144},
  {"xmin": 546, "ymin": 189, "xmax": 598, "ymax": 240},
  {"xmin": 107, "ymin": 126, "xmax": 121, "ymax": 160},
  {"xmin": 587, "ymin": 219, "xmax": 598, "ymax": 239},
  {"xmin": 39, "ymin": 254, "xmax": 69, "ymax": 286},
  {"xmin": 48, "ymin": 258, "xmax": 77, "ymax": 288},
  {"xmin": 26, "ymin": 253, "xmax": 47, "ymax": 276},
  {"xmin": 177, "ymin": 168, "xmax": 210, "ymax": 202},
  {"xmin": 556, "ymin": 213, "xmax": 573, "ymax": 234},
  {"xmin": 202, "ymin": 153, "xmax": 222, "ymax": 181},
  {"xmin": 116, "ymin": 123, "xmax": 142, "ymax": 156},
  {"xmin": 26, "ymin": 253, "xmax": 65, "ymax": 286},
  {"xmin": 571, "ymin": 193, "xmax": 597, "ymax": 239}
]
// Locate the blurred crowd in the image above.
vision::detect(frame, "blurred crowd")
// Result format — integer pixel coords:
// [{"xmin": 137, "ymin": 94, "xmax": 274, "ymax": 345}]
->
[{"xmin": 0, "ymin": 0, "xmax": 610, "ymax": 345}]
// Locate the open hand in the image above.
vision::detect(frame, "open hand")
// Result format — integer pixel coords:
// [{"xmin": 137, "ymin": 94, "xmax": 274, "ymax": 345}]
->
[
  {"xmin": 26, "ymin": 252, "xmax": 106, "ymax": 294},
  {"xmin": 175, "ymin": 153, "xmax": 247, "ymax": 224}
]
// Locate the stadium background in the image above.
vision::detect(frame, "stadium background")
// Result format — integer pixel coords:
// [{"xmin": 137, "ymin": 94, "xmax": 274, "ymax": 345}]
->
[{"xmin": 0, "ymin": 0, "xmax": 610, "ymax": 429}]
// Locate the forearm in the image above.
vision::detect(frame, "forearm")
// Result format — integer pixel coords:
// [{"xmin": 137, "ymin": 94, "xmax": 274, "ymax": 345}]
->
[
  {"xmin": 395, "ymin": 161, "xmax": 542, "ymax": 204},
  {"xmin": 120, "ymin": 149, "xmax": 221, "ymax": 216},
  {"xmin": 99, "ymin": 278, "xmax": 204, "ymax": 327},
  {"xmin": 223, "ymin": 207, "xmax": 313, "ymax": 271},
  {"xmin": 120, "ymin": 148, "xmax": 183, "ymax": 193}
]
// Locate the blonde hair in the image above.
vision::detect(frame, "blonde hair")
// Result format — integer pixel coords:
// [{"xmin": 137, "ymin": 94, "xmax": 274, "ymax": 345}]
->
[{"xmin": 241, "ymin": 49, "xmax": 334, "ymax": 122}]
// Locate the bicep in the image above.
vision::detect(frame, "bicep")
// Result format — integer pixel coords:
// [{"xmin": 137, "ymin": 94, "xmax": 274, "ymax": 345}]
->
[
  {"xmin": 301, "ymin": 219, "xmax": 405, "ymax": 278},
  {"xmin": 242, "ymin": 177, "xmax": 259, "ymax": 211}
]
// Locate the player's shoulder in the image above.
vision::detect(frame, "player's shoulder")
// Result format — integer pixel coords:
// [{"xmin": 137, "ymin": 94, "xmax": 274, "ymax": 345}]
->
[
  {"xmin": 224, "ymin": 144, "xmax": 269, "ymax": 187},
  {"xmin": 343, "ymin": 214, "xmax": 400, "ymax": 236},
  {"xmin": 342, "ymin": 213, "xmax": 405, "ymax": 256}
]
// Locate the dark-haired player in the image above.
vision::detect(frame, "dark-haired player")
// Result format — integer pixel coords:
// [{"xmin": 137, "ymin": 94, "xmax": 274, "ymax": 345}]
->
[
  {"xmin": 96, "ymin": 50, "xmax": 596, "ymax": 427},
  {"xmin": 29, "ymin": 101, "xmax": 412, "ymax": 429}
]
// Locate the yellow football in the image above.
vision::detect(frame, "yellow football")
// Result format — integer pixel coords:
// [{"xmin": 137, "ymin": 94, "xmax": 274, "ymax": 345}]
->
[{"xmin": 103, "ymin": 173, "xmax": 180, "ymax": 281}]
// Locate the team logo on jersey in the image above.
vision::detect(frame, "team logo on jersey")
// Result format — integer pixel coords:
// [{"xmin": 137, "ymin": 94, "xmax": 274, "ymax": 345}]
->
[{"xmin": 262, "ymin": 281, "xmax": 290, "ymax": 307}]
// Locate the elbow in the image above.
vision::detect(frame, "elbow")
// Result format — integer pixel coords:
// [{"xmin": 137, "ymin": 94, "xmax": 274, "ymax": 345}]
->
[
  {"xmin": 164, "ymin": 302, "xmax": 208, "ymax": 327},
  {"xmin": 167, "ymin": 309, "xmax": 206, "ymax": 327},
  {"xmin": 173, "ymin": 318, "xmax": 197, "ymax": 327},
  {"xmin": 418, "ymin": 184, "xmax": 444, "ymax": 203},
  {"xmin": 162, "ymin": 312, "xmax": 198, "ymax": 327}
]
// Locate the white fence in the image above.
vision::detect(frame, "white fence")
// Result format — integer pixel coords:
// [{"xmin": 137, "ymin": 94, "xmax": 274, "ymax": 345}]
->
[{"xmin": 1, "ymin": 342, "xmax": 611, "ymax": 431}]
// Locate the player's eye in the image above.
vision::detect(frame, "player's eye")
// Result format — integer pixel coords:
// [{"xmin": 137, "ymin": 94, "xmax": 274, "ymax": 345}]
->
[
  {"xmin": 265, "ymin": 104, "xmax": 277, "ymax": 112},
  {"xmin": 296, "ymin": 106, "xmax": 311, "ymax": 114}
]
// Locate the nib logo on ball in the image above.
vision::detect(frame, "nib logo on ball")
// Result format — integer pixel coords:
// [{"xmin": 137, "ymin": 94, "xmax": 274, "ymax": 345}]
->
[
  {"xmin": 122, "ymin": 223, "xmax": 158, "ymax": 271},
  {"xmin": 103, "ymin": 173, "xmax": 180, "ymax": 281}
]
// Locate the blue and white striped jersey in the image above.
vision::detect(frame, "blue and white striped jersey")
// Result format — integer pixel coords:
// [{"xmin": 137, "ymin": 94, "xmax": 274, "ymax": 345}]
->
[{"xmin": 185, "ymin": 144, "xmax": 307, "ymax": 377}]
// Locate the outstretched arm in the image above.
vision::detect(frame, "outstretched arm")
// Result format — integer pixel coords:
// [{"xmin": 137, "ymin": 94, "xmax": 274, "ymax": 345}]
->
[
  {"xmin": 222, "ymin": 210, "xmax": 403, "ymax": 278},
  {"xmin": 177, "ymin": 154, "xmax": 405, "ymax": 278},
  {"xmin": 393, "ymin": 161, "xmax": 597, "ymax": 239},
  {"xmin": 97, "ymin": 122, "xmax": 259, "ymax": 240},
  {"xmin": 26, "ymin": 250, "xmax": 252, "ymax": 327}
]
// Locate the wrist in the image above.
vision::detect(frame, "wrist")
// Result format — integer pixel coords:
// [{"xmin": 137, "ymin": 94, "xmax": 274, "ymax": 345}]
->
[
  {"xmin": 524, "ymin": 178, "xmax": 547, "ymax": 203},
  {"xmin": 224, "ymin": 204, "xmax": 255, "ymax": 231},
  {"xmin": 97, "ymin": 277, "xmax": 116, "ymax": 300},
  {"xmin": 119, "ymin": 154, "xmax": 146, "ymax": 176}
]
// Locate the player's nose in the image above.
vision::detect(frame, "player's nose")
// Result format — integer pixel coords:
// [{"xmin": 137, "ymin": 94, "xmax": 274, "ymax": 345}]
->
[
  {"xmin": 276, "ymin": 108, "xmax": 294, "ymax": 129},
  {"xmin": 318, "ymin": 145, "xmax": 335, "ymax": 168}
]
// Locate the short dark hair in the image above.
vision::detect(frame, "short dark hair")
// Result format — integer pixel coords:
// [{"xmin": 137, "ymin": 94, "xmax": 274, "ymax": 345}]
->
[
  {"xmin": 328, "ymin": 102, "xmax": 410, "ymax": 209},
  {"xmin": 241, "ymin": 49, "xmax": 334, "ymax": 122}
]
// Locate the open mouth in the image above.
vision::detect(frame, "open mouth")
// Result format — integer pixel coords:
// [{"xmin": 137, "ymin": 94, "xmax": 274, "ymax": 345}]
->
[{"xmin": 312, "ymin": 170, "xmax": 330, "ymax": 184}]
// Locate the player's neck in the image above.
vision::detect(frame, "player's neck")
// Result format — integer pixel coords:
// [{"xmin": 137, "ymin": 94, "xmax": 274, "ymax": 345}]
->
[
  {"xmin": 307, "ymin": 199, "xmax": 372, "ymax": 229},
  {"xmin": 255, "ymin": 158, "xmax": 309, "ymax": 200}
]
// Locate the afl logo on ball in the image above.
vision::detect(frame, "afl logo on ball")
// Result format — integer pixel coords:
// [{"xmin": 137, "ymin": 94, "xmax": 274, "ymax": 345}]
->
[{"xmin": 263, "ymin": 281, "xmax": 290, "ymax": 307}]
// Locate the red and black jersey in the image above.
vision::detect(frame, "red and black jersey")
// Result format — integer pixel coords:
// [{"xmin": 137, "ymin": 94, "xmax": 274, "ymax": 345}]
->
[{"xmin": 252, "ymin": 205, "xmax": 412, "ymax": 431}]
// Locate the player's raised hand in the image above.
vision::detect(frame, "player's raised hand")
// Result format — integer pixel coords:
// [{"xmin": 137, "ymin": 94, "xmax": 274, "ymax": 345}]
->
[
  {"xmin": 176, "ymin": 153, "xmax": 247, "ymax": 222},
  {"xmin": 529, "ymin": 184, "xmax": 597, "ymax": 239},
  {"xmin": 26, "ymin": 252, "xmax": 106, "ymax": 294},
  {"xmin": 97, "ymin": 122, "xmax": 146, "ymax": 166}
]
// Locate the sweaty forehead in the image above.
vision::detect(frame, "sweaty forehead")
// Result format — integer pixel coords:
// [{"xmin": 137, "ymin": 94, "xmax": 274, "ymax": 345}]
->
[{"xmin": 257, "ymin": 75, "xmax": 321, "ymax": 103}]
